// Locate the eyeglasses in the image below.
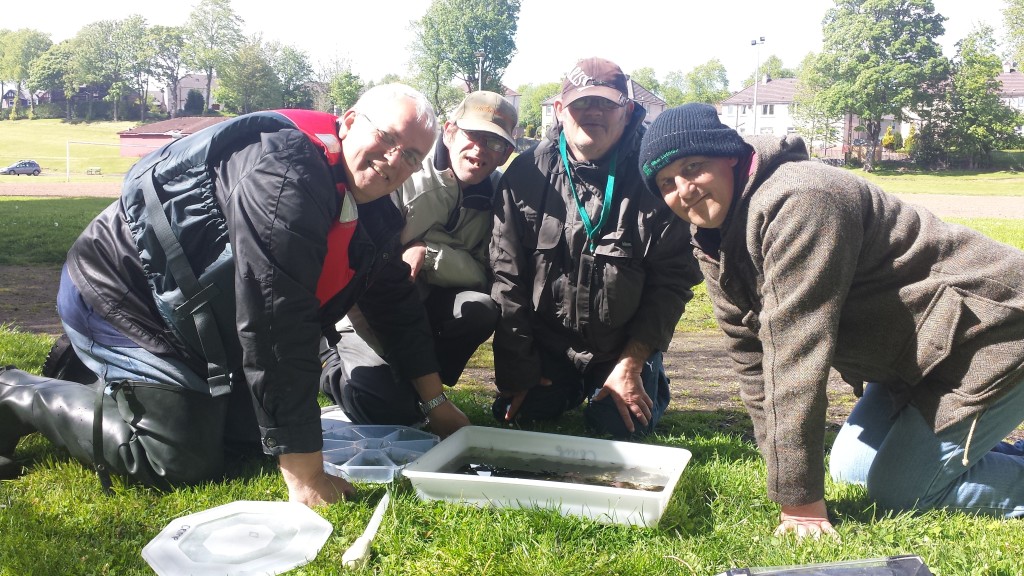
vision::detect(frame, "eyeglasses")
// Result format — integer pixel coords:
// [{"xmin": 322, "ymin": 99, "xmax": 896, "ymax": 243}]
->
[
  {"xmin": 567, "ymin": 97, "xmax": 624, "ymax": 111},
  {"xmin": 460, "ymin": 129, "xmax": 512, "ymax": 154},
  {"xmin": 359, "ymin": 113, "xmax": 425, "ymax": 171}
]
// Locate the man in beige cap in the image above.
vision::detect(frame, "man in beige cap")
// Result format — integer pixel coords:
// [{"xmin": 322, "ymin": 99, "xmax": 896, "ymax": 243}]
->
[
  {"xmin": 489, "ymin": 58, "xmax": 702, "ymax": 438},
  {"xmin": 321, "ymin": 90, "xmax": 518, "ymax": 426}
]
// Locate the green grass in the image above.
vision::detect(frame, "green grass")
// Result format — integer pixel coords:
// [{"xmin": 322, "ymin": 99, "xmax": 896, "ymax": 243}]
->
[
  {"xmin": 0, "ymin": 118, "xmax": 140, "ymax": 180},
  {"xmin": 2, "ymin": 199, "xmax": 1024, "ymax": 574},
  {"xmin": 850, "ymin": 164, "xmax": 1024, "ymax": 196},
  {"xmin": 2, "ymin": 350, "xmax": 1024, "ymax": 575},
  {"xmin": 0, "ymin": 197, "xmax": 115, "ymax": 265}
]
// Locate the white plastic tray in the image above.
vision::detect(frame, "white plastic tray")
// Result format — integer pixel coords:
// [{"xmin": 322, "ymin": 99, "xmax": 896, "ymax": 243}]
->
[
  {"xmin": 321, "ymin": 408, "xmax": 439, "ymax": 482},
  {"xmin": 401, "ymin": 426, "xmax": 691, "ymax": 527},
  {"xmin": 142, "ymin": 500, "xmax": 332, "ymax": 576}
]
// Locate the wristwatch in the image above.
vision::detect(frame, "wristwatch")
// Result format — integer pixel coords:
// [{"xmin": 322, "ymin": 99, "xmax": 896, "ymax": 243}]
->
[{"xmin": 418, "ymin": 392, "xmax": 449, "ymax": 415}]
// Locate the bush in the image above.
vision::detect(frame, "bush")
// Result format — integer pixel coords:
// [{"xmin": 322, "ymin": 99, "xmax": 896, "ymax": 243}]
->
[
  {"xmin": 184, "ymin": 90, "xmax": 205, "ymax": 115},
  {"xmin": 31, "ymin": 103, "xmax": 67, "ymax": 120}
]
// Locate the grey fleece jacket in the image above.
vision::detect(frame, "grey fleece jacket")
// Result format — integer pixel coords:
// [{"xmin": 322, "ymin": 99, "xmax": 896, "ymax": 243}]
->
[{"xmin": 700, "ymin": 135, "xmax": 1024, "ymax": 507}]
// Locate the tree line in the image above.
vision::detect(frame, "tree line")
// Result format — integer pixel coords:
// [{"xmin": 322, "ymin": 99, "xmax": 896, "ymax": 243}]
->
[{"xmin": 2, "ymin": 0, "xmax": 1023, "ymax": 170}]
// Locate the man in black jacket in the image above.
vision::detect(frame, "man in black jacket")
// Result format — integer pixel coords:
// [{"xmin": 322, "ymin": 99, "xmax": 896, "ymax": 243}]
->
[
  {"xmin": 0, "ymin": 84, "xmax": 470, "ymax": 506},
  {"xmin": 490, "ymin": 58, "xmax": 702, "ymax": 438}
]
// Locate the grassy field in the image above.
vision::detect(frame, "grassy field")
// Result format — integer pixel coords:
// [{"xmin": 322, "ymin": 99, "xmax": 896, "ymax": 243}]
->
[
  {"xmin": 1, "ymin": 196, "xmax": 1024, "ymax": 574},
  {"xmin": 0, "ymin": 118, "xmax": 141, "ymax": 180}
]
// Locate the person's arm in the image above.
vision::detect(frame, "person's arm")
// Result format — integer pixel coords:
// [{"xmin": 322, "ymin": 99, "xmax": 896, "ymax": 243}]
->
[
  {"xmin": 356, "ymin": 199, "xmax": 472, "ymax": 436},
  {"xmin": 591, "ymin": 339, "xmax": 655, "ymax": 433},
  {"xmin": 226, "ymin": 130, "xmax": 353, "ymax": 505},
  {"xmin": 596, "ymin": 207, "xmax": 702, "ymax": 431},
  {"xmin": 279, "ymin": 452, "xmax": 354, "ymax": 506},
  {"xmin": 622, "ymin": 210, "xmax": 704, "ymax": 364},
  {"xmin": 410, "ymin": 372, "xmax": 470, "ymax": 437},
  {"xmin": 747, "ymin": 183, "xmax": 863, "ymax": 537},
  {"xmin": 489, "ymin": 164, "xmax": 544, "ymax": 395}
]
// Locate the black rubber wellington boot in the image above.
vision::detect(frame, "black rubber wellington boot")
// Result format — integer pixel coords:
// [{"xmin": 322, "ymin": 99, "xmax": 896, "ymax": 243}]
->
[
  {"xmin": 0, "ymin": 365, "xmax": 42, "ymax": 477},
  {"xmin": 0, "ymin": 365, "xmax": 134, "ymax": 482}
]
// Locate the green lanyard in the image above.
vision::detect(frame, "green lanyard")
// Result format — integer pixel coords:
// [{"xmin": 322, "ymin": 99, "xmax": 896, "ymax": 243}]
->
[{"xmin": 559, "ymin": 132, "xmax": 616, "ymax": 253}]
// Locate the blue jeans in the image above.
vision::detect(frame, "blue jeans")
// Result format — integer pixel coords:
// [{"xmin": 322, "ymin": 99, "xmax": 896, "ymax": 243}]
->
[
  {"xmin": 56, "ymin": 263, "xmax": 209, "ymax": 391},
  {"xmin": 62, "ymin": 322, "xmax": 210, "ymax": 392},
  {"xmin": 829, "ymin": 380, "xmax": 1024, "ymax": 518}
]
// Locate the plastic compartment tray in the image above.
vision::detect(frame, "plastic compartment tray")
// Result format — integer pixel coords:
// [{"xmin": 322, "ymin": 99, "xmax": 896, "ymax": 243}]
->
[
  {"xmin": 402, "ymin": 426, "xmax": 692, "ymax": 527},
  {"xmin": 321, "ymin": 408, "xmax": 438, "ymax": 483}
]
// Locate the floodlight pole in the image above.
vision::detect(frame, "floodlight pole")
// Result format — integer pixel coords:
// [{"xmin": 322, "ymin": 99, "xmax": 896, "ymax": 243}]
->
[
  {"xmin": 751, "ymin": 36, "xmax": 765, "ymax": 135},
  {"xmin": 474, "ymin": 50, "xmax": 485, "ymax": 91}
]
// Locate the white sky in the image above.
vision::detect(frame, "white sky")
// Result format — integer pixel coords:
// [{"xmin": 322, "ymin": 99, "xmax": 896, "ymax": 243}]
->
[{"xmin": 28, "ymin": 0, "xmax": 1011, "ymax": 92}]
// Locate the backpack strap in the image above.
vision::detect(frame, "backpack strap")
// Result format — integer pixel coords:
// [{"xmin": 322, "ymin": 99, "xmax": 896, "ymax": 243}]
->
[{"xmin": 141, "ymin": 168, "xmax": 232, "ymax": 397}]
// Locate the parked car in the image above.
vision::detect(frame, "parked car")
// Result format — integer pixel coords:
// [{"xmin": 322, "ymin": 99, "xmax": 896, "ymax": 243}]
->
[{"xmin": 0, "ymin": 160, "xmax": 41, "ymax": 176}]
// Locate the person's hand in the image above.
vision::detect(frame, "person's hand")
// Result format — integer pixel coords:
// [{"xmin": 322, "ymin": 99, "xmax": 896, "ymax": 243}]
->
[
  {"xmin": 402, "ymin": 242, "xmax": 427, "ymax": 281},
  {"xmin": 279, "ymin": 451, "xmax": 355, "ymax": 507},
  {"xmin": 774, "ymin": 499, "xmax": 840, "ymax": 540},
  {"xmin": 500, "ymin": 377, "xmax": 551, "ymax": 422},
  {"xmin": 592, "ymin": 360, "xmax": 653, "ymax": 433},
  {"xmin": 426, "ymin": 399, "xmax": 471, "ymax": 438}
]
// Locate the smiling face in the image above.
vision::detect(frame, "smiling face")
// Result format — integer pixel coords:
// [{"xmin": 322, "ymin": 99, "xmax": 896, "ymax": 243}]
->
[
  {"xmin": 655, "ymin": 155, "xmax": 739, "ymax": 228},
  {"xmin": 338, "ymin": 98, "xmax": 436, "ymax": 204},
  {"xmin": 442, "ymin": 122, "xmax": 513, "ymax": 186},
  {"xmin": 555, "ymin": 97, "xmax": 632, "ymax": 162}
]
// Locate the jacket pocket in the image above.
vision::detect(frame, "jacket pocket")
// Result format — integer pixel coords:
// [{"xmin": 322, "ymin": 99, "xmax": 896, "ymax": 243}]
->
[
  {"xmin": 894, "ymin": 285, "xmax": 962, "ymax": 385},
  {"xmin": 592, "ymin": 240, "xmax": 643, "ymax": 326},
  {"xmin": 533, "ymin": 215, "xmax": 565, "ymax": 315}
]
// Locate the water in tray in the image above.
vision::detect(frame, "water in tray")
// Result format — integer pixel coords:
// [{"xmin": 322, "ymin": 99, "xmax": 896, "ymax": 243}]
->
[{"xmin": 443, "ymin": 447, "xmax": 668, "ymax": 492}]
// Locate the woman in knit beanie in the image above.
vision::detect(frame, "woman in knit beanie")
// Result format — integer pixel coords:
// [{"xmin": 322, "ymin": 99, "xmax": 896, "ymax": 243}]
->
[{"xmin": 640, "ymin": 103, "xmax": 1024, "ymax": 541}]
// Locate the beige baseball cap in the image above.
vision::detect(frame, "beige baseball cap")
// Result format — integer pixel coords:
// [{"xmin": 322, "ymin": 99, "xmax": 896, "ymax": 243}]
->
[{"xmin": 451, "ymin": 91, "xmax": 519, "ymax": 146}]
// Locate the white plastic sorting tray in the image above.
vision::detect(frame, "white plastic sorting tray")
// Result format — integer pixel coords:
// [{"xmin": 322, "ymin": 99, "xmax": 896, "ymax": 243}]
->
[
  {"xmin": 321, "ymin": 408, "xmax": 439, "ymax": 482},
  {"xmin": 402, "ymin": 426, "xmax": 691, "ymax": 527}
]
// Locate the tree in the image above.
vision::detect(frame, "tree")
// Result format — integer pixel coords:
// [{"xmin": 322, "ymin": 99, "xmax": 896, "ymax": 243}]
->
[
  {"xmin": 792, "ymin": 52, "xmax": 841, "ymax": 155},
  {"xmin": 411, "ymin": 0, "xmax": 520, "ymax": 110},
  {"xmin": 114, "ymin": 15, "xmax": 153, "ymax": 122},
  {"xmin": 0, "ymin": 28, "xmax": 52, "ymax": 119},
  {"xmin": 29, "ymin": 41, "xmax": 77, "ymax": 120},
  {"xmin": 73, "ymin": 20, "xmax": 123, "ymax": 120},
  {"xmin": 629, "ymin": 67, "xmax": 660, "ymax": 97},
  {"xmin": 742, "ymin": 54, "xmax": 796, "ymax": 88},
  {"xmin": 266, "ymin": 42, "xmax": 314, "ymax": 109},
  {"xmin": 816, "ymin": 0, "xmax": 948, "ymax": 171},
  {"xmin": 661, "ymin": 59, "xmax": 730, "ymax": 106},
  {"xmin": 310, "ymin": 57, "xmax": 353, "ymax": 113},
  {"xmin": 184, "ymin": 0, "xmax": 244, "ymax": 113},
  {"xmin": 904, "ymin": 123, "xmax": 918, "ymax": 153},
  {"xmin": 515, "ymin": 81, "xmax": 560, "ymax": 137},
  {"xmin": 1005, "ymin": 0, "xmax": 1024, "ymax": 70},
  {"xmin": 329, "ymin": 69, "xmax": 364, "ymax": 113},
  {"xmin": 216, "ymin": 35, "xmax": 281, "ymax": 114},
  {"xmin": 945, "ymin": 24, "xmax": 1023, "ymax": 168},
  {"xmin": 184, "ymin": 89, "xmax": 205, "ymax": 114},
  {"xmin": 149, "ymin": 25, "xmax": 187, "ymax": 118}
]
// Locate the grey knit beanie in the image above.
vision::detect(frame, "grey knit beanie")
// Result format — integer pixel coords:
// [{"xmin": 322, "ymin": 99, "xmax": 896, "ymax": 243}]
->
[{"xmin": 638, "ymin": 103, "xmax": 750, "ymax": 195}]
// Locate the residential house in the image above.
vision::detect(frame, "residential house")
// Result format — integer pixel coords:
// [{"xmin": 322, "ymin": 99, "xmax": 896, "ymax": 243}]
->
[
  {"xmin": 720, "ymin": 76, "xmax": 901, "ymax": 156},
  {"xmin": 117, "ymin": 116, "xmax": 230, "ymax": 157},
  {"xmin": 997, "ymin": 66, "xmax": 1024, "ymax": 132},
  {"xmin": 160, "ymin": 74, "xmax": 220, "ymax": 113},
  {"xmin": 719, "ymin": 77, "xmax": 799, "ymax": 137},
  {"xmin": 540, "ymin": 78, "xmax": 666, "ymax": 137}
]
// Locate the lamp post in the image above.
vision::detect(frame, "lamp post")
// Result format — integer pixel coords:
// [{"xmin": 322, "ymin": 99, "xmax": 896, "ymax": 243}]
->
[
  {"xmin": 474, "ymin": 50, "xmax": 485, "ymax": 91},
  {"xmin": 751, "ymin": 36, "xmax": 765, "ymax": 135}
]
